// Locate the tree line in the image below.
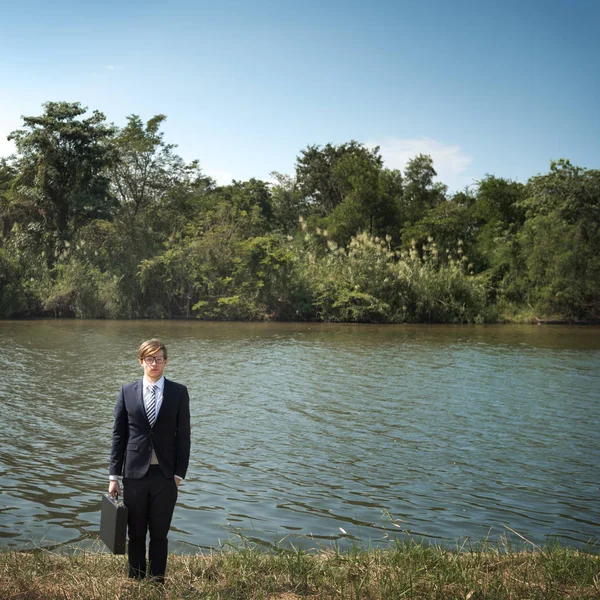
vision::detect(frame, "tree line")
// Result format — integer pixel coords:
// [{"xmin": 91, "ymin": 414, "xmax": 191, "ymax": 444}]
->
[{"xmin": 0, "ymin": 101, "xmax": 598, "ymax": 322}]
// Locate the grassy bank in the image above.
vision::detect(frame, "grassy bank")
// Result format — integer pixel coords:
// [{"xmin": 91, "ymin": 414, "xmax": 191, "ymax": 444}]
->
[{"xmin": 1, "ymin": 541, "xmax": 599, "ymax": 600}]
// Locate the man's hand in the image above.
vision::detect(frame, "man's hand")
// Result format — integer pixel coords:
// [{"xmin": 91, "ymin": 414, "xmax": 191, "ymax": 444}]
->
[
  {"xmin": 175, "ymin": 477, "xmax": 182, "ymax": 489},
  {"xmin": 108, "ymin": 480, "xmax": 120, "ymax": 497}
]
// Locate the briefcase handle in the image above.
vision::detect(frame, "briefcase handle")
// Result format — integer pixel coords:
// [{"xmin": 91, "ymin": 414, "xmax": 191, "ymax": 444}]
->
[{"xmin": 112, "ymin": 492, "xmax": 126, "ymax": 508}]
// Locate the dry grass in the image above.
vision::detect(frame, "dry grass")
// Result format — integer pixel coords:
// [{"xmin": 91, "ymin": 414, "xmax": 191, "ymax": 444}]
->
[{"xmin": 1, "ymin": 541, "xmax": 599, "ymax": 599}]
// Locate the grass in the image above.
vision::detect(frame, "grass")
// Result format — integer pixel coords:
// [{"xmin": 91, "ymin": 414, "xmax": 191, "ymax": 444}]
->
[{"xmin": 1, "ymin": 540, "xmax": 599, "ymax": 599}]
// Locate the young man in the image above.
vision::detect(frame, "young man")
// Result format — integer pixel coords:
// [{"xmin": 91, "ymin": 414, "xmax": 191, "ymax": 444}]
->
[{"xmin": 109, "ymin": 339, "xmax": 191, "ymax": 583}]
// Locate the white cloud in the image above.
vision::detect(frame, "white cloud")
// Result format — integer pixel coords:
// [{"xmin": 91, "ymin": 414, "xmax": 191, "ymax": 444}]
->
[
  {"xmin": 204, "ymin": 167, "xmax": 234, "ymax": 186},
  {"xmin": 366, "ymin": 137, "xmax": 474, "ymax": 192}
]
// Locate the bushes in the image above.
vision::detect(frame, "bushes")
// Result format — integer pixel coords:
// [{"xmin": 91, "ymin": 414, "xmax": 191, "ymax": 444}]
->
[
  {"xmin": 44, "ymin": 261, "xmax": 122, "ymax": 318},
  {"xmin": 0, "ymin": 220, "xmax": 497, "ymax": 323},
  {"xmin": 0, "ymin": 248, "xmax": 29, "ymax": 317},
  {"xmin": 297, "ymin": 227, "xmax": 489, "ymax": 323}
]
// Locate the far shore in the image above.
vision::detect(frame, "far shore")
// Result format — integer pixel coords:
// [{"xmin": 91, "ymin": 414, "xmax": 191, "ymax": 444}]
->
[{"xmin": 2, "ymin": 315, "xmax": 599, "ymax": 325}]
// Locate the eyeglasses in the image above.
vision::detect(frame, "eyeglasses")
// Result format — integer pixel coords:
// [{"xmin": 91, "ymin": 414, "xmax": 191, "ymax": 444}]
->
[{"xmin": 143, "ymin": 356, "xmax": 165, "ymax": 365}]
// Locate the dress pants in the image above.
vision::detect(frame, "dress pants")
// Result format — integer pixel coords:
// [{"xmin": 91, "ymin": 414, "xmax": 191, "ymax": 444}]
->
[{"xmin": 123, "ymin": 465, "xmax": 178, "ymax": 581}]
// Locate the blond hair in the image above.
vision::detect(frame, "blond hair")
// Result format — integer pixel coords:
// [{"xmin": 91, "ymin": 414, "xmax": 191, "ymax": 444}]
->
[{"xmin": 138, "ymin": 339, "xmax": 168, "ymax": 360}]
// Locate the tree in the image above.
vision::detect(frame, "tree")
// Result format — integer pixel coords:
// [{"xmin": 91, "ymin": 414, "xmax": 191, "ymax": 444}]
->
[
  {"xmin": 401, "ymin": 194, "xmax": 480, "ymax": 268},
  {"xmin": 474, "ymin": 174, "xmax": 525, "ymax": 227},
  {"xmin": 512, "ymin": 161, "xmax": 600, "ymax": 319},
  {"xmin": 324, "ymin": 156, "xmax": 403, "ymax": 245},
  {"xmin": 294, "ymin": 141, "xmax": 403, "ymax": 245},
  {"xmin": 203, "ymin": 179, "xmax": 275, "ymax": 236},
  {"xmin": 109, "ymin": 114, "xmax": 207, "ymax": 229},
  {"xmin": 269, "ymin": 172, "xmax": 308, "ymax": 233},
  {"xmin": 401, "ymin": 154, "xmax": 447, "ymax": 225},
  {"xmin": 523, "ymin": 159, "xmax": 600, "ymax": 225},
  {"xmin": 8, "ymin": 102, "xmax": 115, "ymax": 267},
  {"xmin": 471, "ymin": 175, "xmax": 525, "ymax": 288},
  {"xmin": 0, "ymin": 157, "xmax": 19, "ymax": 241},
  {"xmin": 295, "ymin": 141, "xmax": 383, "ymax": 216}
]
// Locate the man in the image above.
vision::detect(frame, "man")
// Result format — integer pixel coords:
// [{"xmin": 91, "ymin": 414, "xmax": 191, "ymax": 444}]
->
[{"xmin": 109, "ymin": 339, "xmax": 191, "ymax": 583}]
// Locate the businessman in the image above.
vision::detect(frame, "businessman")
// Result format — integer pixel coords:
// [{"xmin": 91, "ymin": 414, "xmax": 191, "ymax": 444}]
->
[{"xmin": 109, "ymin": 339, "xmax": 191, "ymax": 583}]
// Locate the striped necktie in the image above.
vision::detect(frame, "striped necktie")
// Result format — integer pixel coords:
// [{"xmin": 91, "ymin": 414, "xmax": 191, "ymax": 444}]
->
[{"xmin": 146, "ymin": 385, "xmax": 157, "ymax": 427}]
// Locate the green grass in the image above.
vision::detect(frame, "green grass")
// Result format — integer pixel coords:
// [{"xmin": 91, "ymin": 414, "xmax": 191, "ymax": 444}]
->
[{"xmin": 1, "ymin": 539, "xmax": 599, "ymax": 599}]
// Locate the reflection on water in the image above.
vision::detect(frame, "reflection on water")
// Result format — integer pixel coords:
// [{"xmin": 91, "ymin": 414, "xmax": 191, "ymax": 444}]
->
[{"xmin": 1, "ymin": 320, "xmax": 599, "ymax": 552}]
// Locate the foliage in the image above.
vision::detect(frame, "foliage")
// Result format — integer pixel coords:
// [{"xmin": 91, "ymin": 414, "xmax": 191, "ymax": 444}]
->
[
  {"xmin": 298, "ymin": 228, "xmax": 487, "ymax": 323},
  {"xmin": 0, "ymin": 157, "xmax": 19, "ymax": 240},
  {"xmin": 473, "ymin": 175, "xmax": 526, "ymax": 295},
  {"xmin": 0, "ymin": 248, "xmax": 29, "ymax": 316},
  {"xmin": 0, "ymin": 101, "xmax": 597, "ymax": 322},
  {"xmin": 509, "ymin": 161, "xmax": 600, "ymax": 320},
  {"xmin": 7, "ymin": 102, "xmax": 115, "ymax": 269},
  {"xmin": 109, "ymin": 114, "xmax": 208, "ymax": 230},
  {"xmin": 401, "ymin": 196, "xmax": 480, "ymax": 268},
  {"xmin": 324, "ymin": 158, "xmax": 403, "ymax": 246},
  {"xmin": 269, "ymin": 171, "xmax": 308, "ymax": 233},
  {"xmin": 295, "ymin": 140, "xmax": 382, "ymax": 216},
  {"xmin": 401, "ymin": 153, "xmax": 448, "ymax": 225},
  {"xmin": 44, "ymin": 260, "xmax": 122, "ymax": 318},
  {"xmin": 294, "ymin": 141, "xmax": 403, "ymax": 246}
]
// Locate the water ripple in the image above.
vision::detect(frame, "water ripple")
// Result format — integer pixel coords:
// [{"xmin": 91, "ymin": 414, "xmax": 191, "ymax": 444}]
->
[{"xmin": 1, "ymin": 321, "xmax": 599, "ymax": 551}]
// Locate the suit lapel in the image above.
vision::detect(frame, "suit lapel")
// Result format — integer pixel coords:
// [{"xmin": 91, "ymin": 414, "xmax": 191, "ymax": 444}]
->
[{"xmin": 154, "ymin": 378, "xmax": 170, "ymax": 426}]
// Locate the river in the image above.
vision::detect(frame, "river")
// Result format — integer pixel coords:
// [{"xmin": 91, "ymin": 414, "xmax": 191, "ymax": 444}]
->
[{"xmin": 1, "ymin": 320, "xmax": 599, "ymax": 552}]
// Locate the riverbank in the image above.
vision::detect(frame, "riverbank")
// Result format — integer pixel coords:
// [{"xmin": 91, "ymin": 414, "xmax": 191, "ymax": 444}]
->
[{"xmin": 1, "ymin": 542, "xmax": 598, "ymax": 599}]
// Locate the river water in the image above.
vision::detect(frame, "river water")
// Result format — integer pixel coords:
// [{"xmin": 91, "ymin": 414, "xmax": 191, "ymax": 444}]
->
[{"xmin": 0, "ymin": 320, "xmax": 599, "ymax": 552}]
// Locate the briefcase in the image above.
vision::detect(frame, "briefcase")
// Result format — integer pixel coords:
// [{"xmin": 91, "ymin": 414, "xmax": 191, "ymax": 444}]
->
[{"xmin": 100, "ymin": 493, "xmax": 128, "ymax": 554}]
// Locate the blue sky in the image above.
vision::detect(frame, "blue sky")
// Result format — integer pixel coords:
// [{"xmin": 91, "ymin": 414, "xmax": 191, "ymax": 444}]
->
[{"xmin": 1, "ymin": 0, "xmax": 598, "ymax": 191}]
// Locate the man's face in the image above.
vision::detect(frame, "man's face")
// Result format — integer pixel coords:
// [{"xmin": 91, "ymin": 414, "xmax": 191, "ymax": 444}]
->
[{"xmin": 140, "ymin": 352, "xmax": 168, "ymax": 381}]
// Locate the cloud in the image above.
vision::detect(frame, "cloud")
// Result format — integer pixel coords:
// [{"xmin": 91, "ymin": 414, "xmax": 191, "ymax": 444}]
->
[
  {"xmin": 204, "ymin": 167, "xmax": 234, "ymax": 186},
  {"xmin": 104, "ymin": 65, "xmax": 122, "ymax": 71},
  {"xmin": 366, "ymin": 137, "xmax": 474, "ymax": 192}
]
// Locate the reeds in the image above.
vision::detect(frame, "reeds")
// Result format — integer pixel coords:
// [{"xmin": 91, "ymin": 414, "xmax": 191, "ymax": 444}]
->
[
  {"xmin": 1, "ymin": 539, "xmax": 598, "ymax": 599},
  {"xmin": 298, "ymin": 230, "xmax": 489, "ymax": 324}
]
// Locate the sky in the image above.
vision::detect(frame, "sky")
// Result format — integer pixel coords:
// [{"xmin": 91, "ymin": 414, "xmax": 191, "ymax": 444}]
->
[{"xmin": 0, "ymin": 0, "xmax": 598, "ymax": 192}]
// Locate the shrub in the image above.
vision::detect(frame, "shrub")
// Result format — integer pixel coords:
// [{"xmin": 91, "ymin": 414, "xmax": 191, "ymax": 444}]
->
[{"xmin": 296, "ymin": 229, "xmax": 489, "ymax": 323}]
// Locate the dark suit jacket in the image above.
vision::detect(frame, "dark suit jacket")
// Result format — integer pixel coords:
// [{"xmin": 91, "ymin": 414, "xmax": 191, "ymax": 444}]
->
[{"xmin": 109, "ymin": 378, "xmax": 191, "ymax": 480}]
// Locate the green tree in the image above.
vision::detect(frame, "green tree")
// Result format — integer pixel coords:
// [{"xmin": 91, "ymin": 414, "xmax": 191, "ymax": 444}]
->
[
  {"xmin": 511, "ymin": 160, "xmax": 600, "ymax": 320},
  {"xmin": 269, "ymin": 172, "xmax": 308, "ymax": 233},
  {"xmin": 401, "ymin": 193, "xmax": 480, "ymax": 269},
  {"xmin": 324, "ymin": 156, "xmax": 403, "ymax": 245},
  {"xmin": 470, "ymin": 175, "xmax": 526, "ymax": 301},
  {"xmin": 202, "ymin": 179, "xmax": 275, "ymax": 236},
  {"xmin": 109, "ymin": 114, "xmax": 207, "ymax": 229},
  {"xmin": 0, "ymin": 247, "xmax": 28, "ymax": 317},
  {"xmin": 474, "ymin": 174, "xmax": 525, "ymax": 226},
  {"xmin": 295, "ymin": 141, "xmax": 383, "ymax": 216},
  {"xmin": 0, "ymin": 157, "xmax": 19, "ymax": 241},
  {"xmin": 293, "ymin": 141, "xmax": 403, "ymax": 245},
  {"xmin": 401, "ymin": 154, "xmax": 447, "ymax": 225},
  {"xmin": 8, "ymin": 102, "xmax": 115, "ymax": 268}
]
